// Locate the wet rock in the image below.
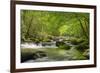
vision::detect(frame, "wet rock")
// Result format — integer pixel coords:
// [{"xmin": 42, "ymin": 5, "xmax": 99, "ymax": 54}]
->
[
  {"xmin": 56, "ymin": 40, "xmax": 70, "ymax": 50},
  {"xmin": 56, "ymin": 41, "xmax": 65, "ymax": 47},
  {"xmin": 32, "ymin": 51, "xmax": 47, "ymax": 59},
  {"xmin": 21, "ymin": 53, "xmax": 33, "ymax": 63},
  {"xmin": 42, "ymin": 42, "xmax": 55, "ymax": 46}
]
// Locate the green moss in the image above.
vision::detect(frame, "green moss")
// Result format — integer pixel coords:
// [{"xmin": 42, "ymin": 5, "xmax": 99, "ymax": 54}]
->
[
  {"xmin": 83, "ymin": 49, "xmax": 89, "ymax": 59},
  {"xmin": 59, "ymin": 45, "xmax": 70, "ymax": 50},
  {"xmin": 68, "ymin": 47, "xmax": 87, "ymax": 60},
  {"xmin": 69, "ymin": 38, "xmax": 79, "ymax": 45}
]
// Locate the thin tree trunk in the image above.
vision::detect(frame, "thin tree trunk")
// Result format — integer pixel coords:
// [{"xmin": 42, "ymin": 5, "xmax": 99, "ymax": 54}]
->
[
  {"xmin": 25, "ymin": 17, "xmax": 33, "ymax": 39},
  {"xmin": 84, "ymin": 18, "xmax": 89, "ymax": 37},
  {"xmin": 81, "ymin": 15, "xmax": 89, "ymax": 37}
]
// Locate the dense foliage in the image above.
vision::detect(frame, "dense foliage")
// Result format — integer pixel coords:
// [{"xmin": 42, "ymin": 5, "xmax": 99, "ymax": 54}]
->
[{"xmin": 21, "ymin": 10, "xmax": 89, "ymax": 42}]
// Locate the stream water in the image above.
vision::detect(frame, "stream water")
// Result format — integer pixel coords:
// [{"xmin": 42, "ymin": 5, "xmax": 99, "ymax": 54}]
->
[
  {"xmin": 21, "ymin": 41, "xmax": 80, "ymax": 63},
  {"xmin": 21, "ymin": 41, "xmax": 58, "ymax": 49}
]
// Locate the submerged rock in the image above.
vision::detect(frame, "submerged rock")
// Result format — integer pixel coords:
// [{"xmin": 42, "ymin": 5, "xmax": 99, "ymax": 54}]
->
[
  {"xmin": 32, "ymin": 51, "xmax": 47, "ymax": 59},
  {"xmin": 21, "ymin": 51, "xmax": 47, "ymax": 63}
]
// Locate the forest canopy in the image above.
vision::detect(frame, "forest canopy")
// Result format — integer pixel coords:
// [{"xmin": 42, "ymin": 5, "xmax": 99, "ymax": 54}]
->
[{"xmin": 21, "ymin": 10, "xmax": 89, "ymax": 42}]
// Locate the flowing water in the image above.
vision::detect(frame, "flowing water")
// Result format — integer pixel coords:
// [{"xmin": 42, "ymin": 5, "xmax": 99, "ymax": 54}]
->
[
  {"xmin": 21, "ymin": 41, "xmax": 58, "ymax": 49},
  {"xmin": 21, "ymin": 41, "xmax": 86, "ymax": 63}
]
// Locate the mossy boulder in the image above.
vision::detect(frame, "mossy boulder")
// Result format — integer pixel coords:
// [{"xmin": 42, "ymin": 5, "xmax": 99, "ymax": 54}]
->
[
  {"xmin": 75, "ymin": 43, "xmax": 89, "ymax": 52},
  {"xmin": 59, "ymin": 45, "xmax": 70, "ymax": 50},
  {"xmin": 69, "ymin": 38, "xmax": 80, "ymax": 45},
  {"xmin": 56, "ymin": 41, "xmax": 65, "ymax": 47},
  {"xmin": 69, "ymin": 38, "xmax": 88, "ymax": 45}
]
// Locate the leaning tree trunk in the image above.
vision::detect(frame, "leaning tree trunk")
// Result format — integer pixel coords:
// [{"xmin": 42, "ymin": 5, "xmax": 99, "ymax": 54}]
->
[{"xmin": 74, "ymin": 14, "xmax": 89, "ymax": 39}]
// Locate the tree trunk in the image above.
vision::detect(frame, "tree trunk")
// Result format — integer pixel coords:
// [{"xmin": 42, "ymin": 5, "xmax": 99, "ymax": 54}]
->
[{"xmin": 74, "ymin": 14, "xmax": 88, "ymax": 38}]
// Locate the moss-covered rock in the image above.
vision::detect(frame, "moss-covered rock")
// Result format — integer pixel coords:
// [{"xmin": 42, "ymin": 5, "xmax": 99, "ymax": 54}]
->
[
  {"xmin": 75, "ymin": 44, "xmax": 89, "ymax": 52},
  {"xmin": 83, "ymin": 49, "xmax": 89, "ymax": 59},
  {"xmin": 69, "ymin": 38, "xmax": 79, "ymax": 45},
  {"xmin": 68, "ymin": 38, "xmax": 88, "ymax": 45},
  {"xmin": 56, "ymin": 41, "xmax": 65, "ymax": 47},
  {"xmin": 59, "ymin": 45, "xmax": 70, "ymax": 50}
]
